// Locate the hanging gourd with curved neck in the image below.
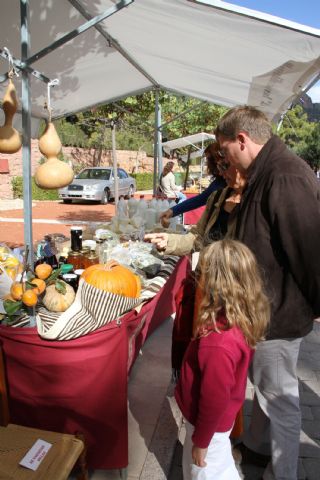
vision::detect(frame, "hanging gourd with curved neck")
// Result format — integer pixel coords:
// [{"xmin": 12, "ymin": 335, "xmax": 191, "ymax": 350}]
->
[
  {"xmin": 34, "ymin": 121, "xmax": 74, "ymax": 189},
  {"xmin": 0, "ymin": 74, "xmax": 22, "ymax": 154}
]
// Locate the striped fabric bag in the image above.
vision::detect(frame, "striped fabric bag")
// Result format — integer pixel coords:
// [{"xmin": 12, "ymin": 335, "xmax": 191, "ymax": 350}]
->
[{"xmin": 35, "ymin": 255, "xmax": 180, "ymax": 341}]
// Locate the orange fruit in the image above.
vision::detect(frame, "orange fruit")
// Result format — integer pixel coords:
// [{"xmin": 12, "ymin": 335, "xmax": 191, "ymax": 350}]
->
[
  {"xmin": 30, "ymin": 278, "xmax": 46, "ymax": 295},
  {"xmin": 35, "ymin": 264, "xmax": 53, "ymax": 280},
  {"xmin": 10, "ymin": 282, "xmax": 24, "ymax": 301},
  {"xmin": 21, "ymin": 290, "xmax": 38, "ymax": 307}
]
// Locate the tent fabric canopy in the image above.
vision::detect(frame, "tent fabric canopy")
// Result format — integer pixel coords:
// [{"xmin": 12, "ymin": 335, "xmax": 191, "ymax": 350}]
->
[
  {"xmin": 162, "ymin": 132, "xmax": 215, "ymax": 156},
  {"xmin": 1, "ymin": 0, "xmax": 320, "ymax": 129}
]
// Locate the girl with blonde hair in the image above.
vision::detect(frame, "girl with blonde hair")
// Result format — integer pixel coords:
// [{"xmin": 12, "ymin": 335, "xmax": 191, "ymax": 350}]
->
[{"xmin": 175, "ymin": 239, "xmax": 270, "ymax": 480}]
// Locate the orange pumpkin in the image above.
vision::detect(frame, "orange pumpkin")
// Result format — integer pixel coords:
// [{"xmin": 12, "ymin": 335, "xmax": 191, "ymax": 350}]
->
[{"xmin": 81, "ymin": 260, "xmax": 141, "ymax": 298}]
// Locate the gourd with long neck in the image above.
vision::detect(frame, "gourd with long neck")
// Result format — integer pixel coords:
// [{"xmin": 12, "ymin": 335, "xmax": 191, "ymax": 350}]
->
[
  {"xmin": 34, "ymin": 121, "xmax": 74, "ymax": 189},
  {"xmin": 0, "ymin": 77, "xmax": 22, "ymax": 154}
]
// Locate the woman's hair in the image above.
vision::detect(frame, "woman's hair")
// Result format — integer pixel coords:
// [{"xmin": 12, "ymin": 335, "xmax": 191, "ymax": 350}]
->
[
  {"xmin": 203, "ymin": 142, "xmax": 221, "ymax": 176},
  {"xmin": 162, "ymin": 161, "xmax": 175, "ymax": 177},
  {"xmin": 196, "ymin": 239, "xmax": 270, "ymax": 347},
  {"xmin": 215, "ymin": 105, "xmax": 273, "ymax": 145}
]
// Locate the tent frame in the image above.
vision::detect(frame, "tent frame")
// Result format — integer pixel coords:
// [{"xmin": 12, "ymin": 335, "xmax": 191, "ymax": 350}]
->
[
  {"xmin": 1, "ymin": 0, "xmax": 134, "ymax": 261},
  {"xmin": 1, "ymin": 0, "xmax": 319, "ymax": 260}
]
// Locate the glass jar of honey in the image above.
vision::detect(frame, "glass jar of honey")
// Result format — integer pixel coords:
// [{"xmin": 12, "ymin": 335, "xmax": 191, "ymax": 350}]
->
[
  {"xmin": 67, "ymin": 250, "xmax": 83, "ymax": 270},
  {"xmin": 82, "ymin": 251, "xmax": 99, "ymax": 269}
]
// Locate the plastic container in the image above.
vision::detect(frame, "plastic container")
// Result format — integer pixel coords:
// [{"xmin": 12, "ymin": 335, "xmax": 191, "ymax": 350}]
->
[
  {"xmin": 149, "ymin": 195, "xmax": 158, "ymax": 210},
  {"xmin": 60, "ymin": 263, "xmax": 74, "ymax": 275},
  {"xmin": 161, "ymin": 198, "xmax": 170, "ymax": 212},
  {"xmin": 117, "ymin": 196, "xmax": 128, "ymax": 217},
  {"xmin": 128, "ymin": 195, "xmax": 138, "ymax": 218},
  {"xmin": 137, "ymin": 195, "xmax": 148, "ymax": 217},
  {"xmin": 145, "ymin": 208, "xmax": 157, "ymax": 230}
]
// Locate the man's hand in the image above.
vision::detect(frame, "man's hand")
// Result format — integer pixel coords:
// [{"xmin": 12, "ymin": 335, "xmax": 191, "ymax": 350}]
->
[
  {"xmin": 192, "ymin": 445, "xmax": 207, "ymax": 467},
  {"xmin": 144, "ymin": 232, "xmax": 169, "ymax": 251},
  {"xmin": 159, "ymin": 209, "xmax": 173, "ymax": 228}
]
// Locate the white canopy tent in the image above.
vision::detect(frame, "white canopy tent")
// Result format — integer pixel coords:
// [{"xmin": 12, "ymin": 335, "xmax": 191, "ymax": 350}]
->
[
  {"xmin": 162, "ymin": 133, "xmax": 215, "ymax": 157},
  {"xmin": 1, "ymin": 0, "xmax": 320, "ymax": 126},
  {"xmin": 1, "ymin": 0, "xmax": 320, "ymax": 253}
]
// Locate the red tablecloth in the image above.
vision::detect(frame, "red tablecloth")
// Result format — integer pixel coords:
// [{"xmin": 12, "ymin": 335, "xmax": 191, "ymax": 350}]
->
[
  {"xmin": 0, "ymin": 256, "xmax": 190, "ymax": 470},
  {"xmin": 183, "ymin": 193, "xmax": 205, "ymax": 225}
]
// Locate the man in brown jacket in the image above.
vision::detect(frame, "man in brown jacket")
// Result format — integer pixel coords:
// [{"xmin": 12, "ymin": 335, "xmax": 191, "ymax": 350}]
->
[{"xmin": 215, "ymin": 106, "xmax": 320, "ymax": 480}]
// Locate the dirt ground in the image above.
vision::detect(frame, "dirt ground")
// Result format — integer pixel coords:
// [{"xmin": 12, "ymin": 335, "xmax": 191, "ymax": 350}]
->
[{"xmin": 0, "ymin": 200, "xmax": 117, "ymax": 248}]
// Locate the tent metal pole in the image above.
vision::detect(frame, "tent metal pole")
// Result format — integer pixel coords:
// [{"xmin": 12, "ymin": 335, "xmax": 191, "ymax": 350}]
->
[
  {"xmin": 111, "ymin": 121, "xmax": 119, "ymax": 212},
  {"xmin": 153, "ymin": 90, "xmax": 160, "ymax": 194},
  {"xmin": 20, "ymin": 0, "xmax": 33, "ymax": 266},
  {"xmin": 24, "ymin": 0, "xmax": 134, "ymax": 67},
  {"xmin": 0, "ymin": 48, "xmax": 52, "ymax": 84},
  {"xmin": 157, "ymin": 103, "xmax": 163, "ymax": 181}
]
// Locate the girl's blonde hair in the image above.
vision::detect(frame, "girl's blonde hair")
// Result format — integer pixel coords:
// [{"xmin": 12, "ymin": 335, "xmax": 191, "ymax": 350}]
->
[{"xmin": 196, "ymin": 239, "xmax": 270, "ymax": 347}]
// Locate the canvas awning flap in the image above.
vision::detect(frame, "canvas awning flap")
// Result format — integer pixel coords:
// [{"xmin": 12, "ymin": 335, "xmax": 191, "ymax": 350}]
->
[
  {"xmin": 1, "ymin": 0, "xmax": 320, "ymax": 128},
  {"xmin": 162, "ymin": 133, "xmax": 216, "ymax": 155}
]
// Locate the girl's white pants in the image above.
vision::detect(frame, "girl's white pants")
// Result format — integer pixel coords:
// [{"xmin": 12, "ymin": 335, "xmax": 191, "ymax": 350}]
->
[{"xmin": 182, "ymin": 421, "xmax": 241, "ymax": 480}]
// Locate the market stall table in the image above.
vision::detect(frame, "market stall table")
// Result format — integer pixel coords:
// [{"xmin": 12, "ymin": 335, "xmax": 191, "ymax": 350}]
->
[
  {"xmin": 0, "ymin": 256, "xmax": 190, "ymax": 470},
  {"xmin": 183, "ymin": 193, "xmax": 205, "ymax": 225}
]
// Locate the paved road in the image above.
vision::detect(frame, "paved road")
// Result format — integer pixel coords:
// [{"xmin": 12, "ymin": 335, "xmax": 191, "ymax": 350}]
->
[
  {"xmin": 0, "ymin": 193, "xmax": 154, "ymax": 248},
  {"xmin": 0, "ymin": 199, "xmax": 116, "ymax": 248}
]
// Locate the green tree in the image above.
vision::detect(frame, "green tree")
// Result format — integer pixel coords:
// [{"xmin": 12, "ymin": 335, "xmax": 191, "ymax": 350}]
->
[{"xmin": 278, "ymin": 105, "xmax": 319, "ymax": 169}]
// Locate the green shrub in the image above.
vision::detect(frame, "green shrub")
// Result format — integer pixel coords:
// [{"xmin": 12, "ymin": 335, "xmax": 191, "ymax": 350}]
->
[
  {"xmin": 131, "ymin": 173, "xmax": 154, "ymax": 191},
  {"xmin": 11, "ymin": 176, "xmax": 59, "ymax": 201}
]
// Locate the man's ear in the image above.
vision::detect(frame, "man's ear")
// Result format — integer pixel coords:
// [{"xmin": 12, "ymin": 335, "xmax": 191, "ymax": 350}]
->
[{"xmin": 237, "ymin": 132, "xmax": 247, "ymax": 150}]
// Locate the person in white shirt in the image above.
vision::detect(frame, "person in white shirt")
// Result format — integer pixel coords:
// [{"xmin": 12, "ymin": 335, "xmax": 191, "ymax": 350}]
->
[{"xmin": 160, "ymin": 161, "xmax": 187, "ymax": 202}]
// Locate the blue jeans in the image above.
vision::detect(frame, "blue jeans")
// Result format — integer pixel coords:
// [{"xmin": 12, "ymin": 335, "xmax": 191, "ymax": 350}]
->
[{"xmin": 176, "ymin": 191, "xmax": 187, "ymax": 203}]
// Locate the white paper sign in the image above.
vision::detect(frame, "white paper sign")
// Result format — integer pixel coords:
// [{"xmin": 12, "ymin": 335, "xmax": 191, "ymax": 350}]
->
[{"xmin": 19, "ymin": 439, "xmax": 52, "ymax": 471}]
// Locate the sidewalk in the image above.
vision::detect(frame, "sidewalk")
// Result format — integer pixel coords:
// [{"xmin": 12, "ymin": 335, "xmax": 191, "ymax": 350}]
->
[{"xmin": 169, "ymin": 321, "xmax": 320, "ymax": 480}]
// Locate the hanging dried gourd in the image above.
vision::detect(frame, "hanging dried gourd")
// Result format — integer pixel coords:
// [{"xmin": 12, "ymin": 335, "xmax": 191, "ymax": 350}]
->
[
  {"xmin": 0, "ymin": 71, "xmax": 22, "ymax": 154},
  {"xmin": 34, "ymin": 80, "xmax": 74, "ymax": 189}
]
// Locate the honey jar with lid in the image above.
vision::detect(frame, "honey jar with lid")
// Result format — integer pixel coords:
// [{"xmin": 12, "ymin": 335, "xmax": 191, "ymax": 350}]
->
[
  {"xmin": 82, "ymin": 251, "xmax": 99, "ymax": 269},
  {"xmin": 67, "ymin": 250, "xmax": 83, "ymax": 270}
]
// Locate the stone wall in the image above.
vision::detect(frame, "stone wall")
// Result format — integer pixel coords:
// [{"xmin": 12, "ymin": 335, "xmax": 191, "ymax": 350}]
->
[{"xmin": 0, "ymin": 140, "xmax": 156, "ymax": 199}]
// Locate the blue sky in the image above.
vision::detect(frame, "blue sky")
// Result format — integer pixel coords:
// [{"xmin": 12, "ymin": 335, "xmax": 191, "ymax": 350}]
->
[{"xmin": 225, "ymin": 1, "xmax": 320, "ymax": 102}]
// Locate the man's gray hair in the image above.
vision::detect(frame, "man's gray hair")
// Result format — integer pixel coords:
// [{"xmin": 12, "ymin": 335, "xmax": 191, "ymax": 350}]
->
[{"xmin": 215, "ymin": 105, "xmax": 273, "ymax": 145}]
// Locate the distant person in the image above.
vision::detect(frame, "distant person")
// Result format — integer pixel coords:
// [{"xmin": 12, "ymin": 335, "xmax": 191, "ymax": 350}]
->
[
  {"xmin": 159, "ymin": 161, "xmax": 186, "ymax": 203},
  {"xmin": 215, "ymin": 105, "xmax": 320, "ymax": 480},
  {"xmin": 160, "ymin": 143, "xmax": 226, "ymax": 228},
  {"xmin": 175, "ymin": 239, "xmax": 270, "ymax": 480}
]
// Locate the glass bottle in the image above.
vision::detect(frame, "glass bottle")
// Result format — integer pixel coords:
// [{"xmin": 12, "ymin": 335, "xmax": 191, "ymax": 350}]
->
[
  {"xmin": 70, "ymin": 226, "xmax": 83, "ymax": 252},
  {"xmin": 43, "ymin": 235, "xmax": 58, "ymax": 269}
]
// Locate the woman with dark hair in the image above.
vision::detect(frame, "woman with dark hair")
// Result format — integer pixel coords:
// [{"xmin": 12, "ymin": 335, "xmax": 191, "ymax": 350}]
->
[
  {"xmin": 160, "ymin": 143, "xmax": 226, "ymax": 228},
  {"xmin": 160, "ymin": 161, "xmax": 187, "ymax": 203}
]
